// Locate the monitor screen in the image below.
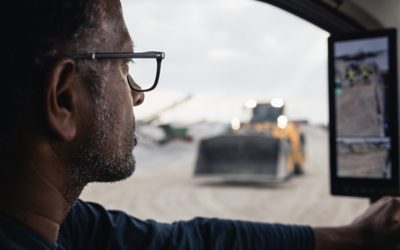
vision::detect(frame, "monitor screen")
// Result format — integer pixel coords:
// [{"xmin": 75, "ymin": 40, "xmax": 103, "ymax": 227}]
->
[{"xmin": 328, "ymin": 28, "xmax": 399, "ymax": 198}]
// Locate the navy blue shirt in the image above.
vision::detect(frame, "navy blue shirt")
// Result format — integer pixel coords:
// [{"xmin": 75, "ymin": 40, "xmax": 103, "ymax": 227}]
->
[{"xmin": 0, "ymin": 200, "xmax": 315, "ymax": 249}]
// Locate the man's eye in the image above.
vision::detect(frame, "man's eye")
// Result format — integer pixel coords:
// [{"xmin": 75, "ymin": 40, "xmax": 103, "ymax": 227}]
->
[{"xmin": 122, "ymin": 62, "xmax": 130, "ymax": 74}]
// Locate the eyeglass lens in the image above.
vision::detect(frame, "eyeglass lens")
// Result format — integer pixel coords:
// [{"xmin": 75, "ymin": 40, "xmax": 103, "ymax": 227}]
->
[{"xmin": 128, "ymin": 59, "xmax": 158, "ymax": 91}]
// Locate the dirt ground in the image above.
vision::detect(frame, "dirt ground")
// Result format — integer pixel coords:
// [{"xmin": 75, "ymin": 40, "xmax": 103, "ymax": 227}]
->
[
  {"xmin": 80, "ymin": 125, "xmax": 369, "ymax": 227},
  {"xmin": 338, "ymin": 150, "xmax": 388, "ymax": 178},
  {"xmin": 336, "ymin": 75, "xmax": 384, "ymax": 137}
]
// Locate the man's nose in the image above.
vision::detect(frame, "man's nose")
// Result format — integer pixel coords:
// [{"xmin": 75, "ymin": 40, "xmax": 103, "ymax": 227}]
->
[
  {"xmin": 129, "ymin": 80, "xmax": 145, "ymax": 106},
  {"xmin": 131, "ymin": 90, "xmax": 145, "ymax": 106}
]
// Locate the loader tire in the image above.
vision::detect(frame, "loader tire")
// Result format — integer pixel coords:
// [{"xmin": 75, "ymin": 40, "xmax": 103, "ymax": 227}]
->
[{"xmin": 294, "ymin": 164, "xmax": 304, "ymax": 175}]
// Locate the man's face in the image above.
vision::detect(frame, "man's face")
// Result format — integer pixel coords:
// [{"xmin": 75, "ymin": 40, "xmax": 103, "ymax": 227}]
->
[
  {"xmin": 72, "ymin": 80, "xmax": 137, "ymax": 183},
  {"xmin": 71, "ymin": 12, "xmax": 140, "ymax": 184}
]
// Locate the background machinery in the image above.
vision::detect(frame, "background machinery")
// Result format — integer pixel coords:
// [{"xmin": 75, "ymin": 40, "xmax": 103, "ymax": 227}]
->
[
  {"xmin": 136, "ymin": 94, "xmax": 194, "ymax": 144},
  {"xmin": 194, "ymin": 99, "xmax": 306, "ymax": 182}
]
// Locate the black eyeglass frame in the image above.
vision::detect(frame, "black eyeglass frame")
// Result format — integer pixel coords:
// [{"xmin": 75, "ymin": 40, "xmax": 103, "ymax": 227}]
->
[{"xmin": 72, "ymin": 51, "xmax": 165, "ymax": 92}]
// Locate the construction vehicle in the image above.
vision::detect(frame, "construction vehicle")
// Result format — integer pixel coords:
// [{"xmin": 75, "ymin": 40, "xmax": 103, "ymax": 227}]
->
[
  {"xmin": 194, "ymin": 98, "xmax": 306, "ymax": 182},
  {"xmin": 136, "ymin": 94, "xmax": 194, "ymax": 144}
]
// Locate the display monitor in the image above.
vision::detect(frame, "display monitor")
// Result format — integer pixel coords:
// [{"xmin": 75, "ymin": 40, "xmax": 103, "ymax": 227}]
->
[{"xmin": 328, "ymin": 28, "xmax": 399, "ymax": 199}]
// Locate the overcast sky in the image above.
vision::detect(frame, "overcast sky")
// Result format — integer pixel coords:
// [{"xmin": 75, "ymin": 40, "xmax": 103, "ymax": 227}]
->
[{"xmin": 121, "ymin": 0, "xmax": 330, "ymax": 125}]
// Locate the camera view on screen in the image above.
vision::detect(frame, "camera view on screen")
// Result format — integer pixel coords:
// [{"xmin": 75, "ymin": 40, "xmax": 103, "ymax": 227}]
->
[{"xmin": 334, "ymin": 36, "xmax": 391, "ymax": 179}]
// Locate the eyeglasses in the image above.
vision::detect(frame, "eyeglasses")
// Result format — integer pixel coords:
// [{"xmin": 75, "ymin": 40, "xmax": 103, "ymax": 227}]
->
[{"xmin": 72, "ymin": 51, "xmax": 165, "ymax": 92}]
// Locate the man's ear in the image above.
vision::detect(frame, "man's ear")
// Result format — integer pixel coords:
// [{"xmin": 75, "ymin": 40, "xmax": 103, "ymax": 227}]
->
[{"xmin": 44, "ymin": 59, "xmax": 79, "ymax": 141}]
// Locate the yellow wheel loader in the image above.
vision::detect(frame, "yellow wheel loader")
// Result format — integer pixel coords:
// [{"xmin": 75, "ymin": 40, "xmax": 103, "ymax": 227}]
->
[{"xmin": 194, "ymin": 100, "xmax": 306, "ymax": 182}]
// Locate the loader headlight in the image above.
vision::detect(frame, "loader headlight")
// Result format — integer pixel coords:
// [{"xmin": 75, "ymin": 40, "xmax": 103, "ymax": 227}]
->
[
  {"xmin": 277, "ymin": 115, "xmax": 288, "ymax": 129},
  {"xmin": 271, "ymin": 98, "xmax": 284, "ymax": 108},
  {"xmin": 231, "ymin": 117, "xmax": 241, "ymax": 131},
  {"xmin": 244, "ymin": 99, "xmax": 257, "ymax": 109}
]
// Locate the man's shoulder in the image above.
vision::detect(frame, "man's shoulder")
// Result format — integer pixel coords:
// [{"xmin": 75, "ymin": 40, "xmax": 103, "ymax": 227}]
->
[
  {"xmin": 68, "ymin": 199, "xmax": 107, "ymax": 216},
  {"xmin": 0, "ymin": 213, "xmax": 55, "ymax": 250},
  {"xmin": 60, "ymin": 199, "xmax": 115, "ymax": 235},
  {"xmin": 64, "ymin": 199, "xmax": 148, "ymax": 226}
]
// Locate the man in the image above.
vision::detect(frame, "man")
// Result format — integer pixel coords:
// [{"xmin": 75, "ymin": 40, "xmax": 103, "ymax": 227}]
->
[{"xmin": 0, "ymin": 0, "xmax": 400, "ymax": 249}]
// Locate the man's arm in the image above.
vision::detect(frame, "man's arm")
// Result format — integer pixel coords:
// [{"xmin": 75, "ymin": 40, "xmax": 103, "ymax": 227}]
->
[
  {"xmin": 61, "ymin": 200, "xmax": 315, "ymax": 250},
  {"xmin": 314, "ymin": 196, "xmax": 400, "ymax": 250},
  {"xmin": 168, "ymin": 218, "xmax": 314, "ymax": 250},
  {"xmin": 61, "ymin": 197, "xmax": 400, "ymax": 249}
]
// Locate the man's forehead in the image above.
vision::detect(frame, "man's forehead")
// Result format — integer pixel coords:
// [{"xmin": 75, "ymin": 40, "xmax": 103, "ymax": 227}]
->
[
  {"xmin": 114, "ymin": 19, "xmax": 134, "ymax": 51},
  {"xmin": 100, "ymin": 2, "xmax": 133, "ymax": 52},
  {"xmin": 103, "ymin": 21, "xmax": 133, "ymax": 52}
]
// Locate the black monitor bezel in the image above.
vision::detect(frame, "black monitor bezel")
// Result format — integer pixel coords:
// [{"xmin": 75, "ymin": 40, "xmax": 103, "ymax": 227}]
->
[{"xmin": 328, "ymin": 28, "xmax": 399, "ymax": 198}]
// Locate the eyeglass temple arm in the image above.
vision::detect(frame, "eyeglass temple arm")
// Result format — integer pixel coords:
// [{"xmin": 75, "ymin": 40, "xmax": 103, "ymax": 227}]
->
[{"xmin": 71, "ymin": 52, "xmax": 165, "ymax": 60}]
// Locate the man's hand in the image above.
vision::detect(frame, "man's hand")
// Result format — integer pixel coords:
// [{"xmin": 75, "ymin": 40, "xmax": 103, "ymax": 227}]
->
[
  {"xmin": 350, "ymin": 196, "xmax": 400, "ymax": 249},
  {"xmin": 314, "ymin": 196, "xmax": 400, "ymax": 250}
]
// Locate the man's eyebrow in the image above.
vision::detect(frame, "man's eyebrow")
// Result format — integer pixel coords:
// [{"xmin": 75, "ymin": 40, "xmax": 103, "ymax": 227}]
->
[
  {"xmin": 128, "ymin": 40, "xmax": 134, "ymax": 50},
  {"xmin": 124, "ymin": 35, "xmax": 134, "ymax": 51},
  {"xmin": 117, "ymin": 32, "xmax": 134, "ymax": 51}
]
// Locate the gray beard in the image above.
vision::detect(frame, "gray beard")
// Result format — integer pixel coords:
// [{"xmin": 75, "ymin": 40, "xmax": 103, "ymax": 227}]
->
[{"xmin": 69, "ymin": 93, "xmax": 136, "ymax": 191}]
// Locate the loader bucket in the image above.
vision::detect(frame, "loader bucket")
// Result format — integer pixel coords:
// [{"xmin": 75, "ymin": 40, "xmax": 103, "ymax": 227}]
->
[{"xmin": 194, "ymin": 134, "xmax": 289, "ymax": 178}]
